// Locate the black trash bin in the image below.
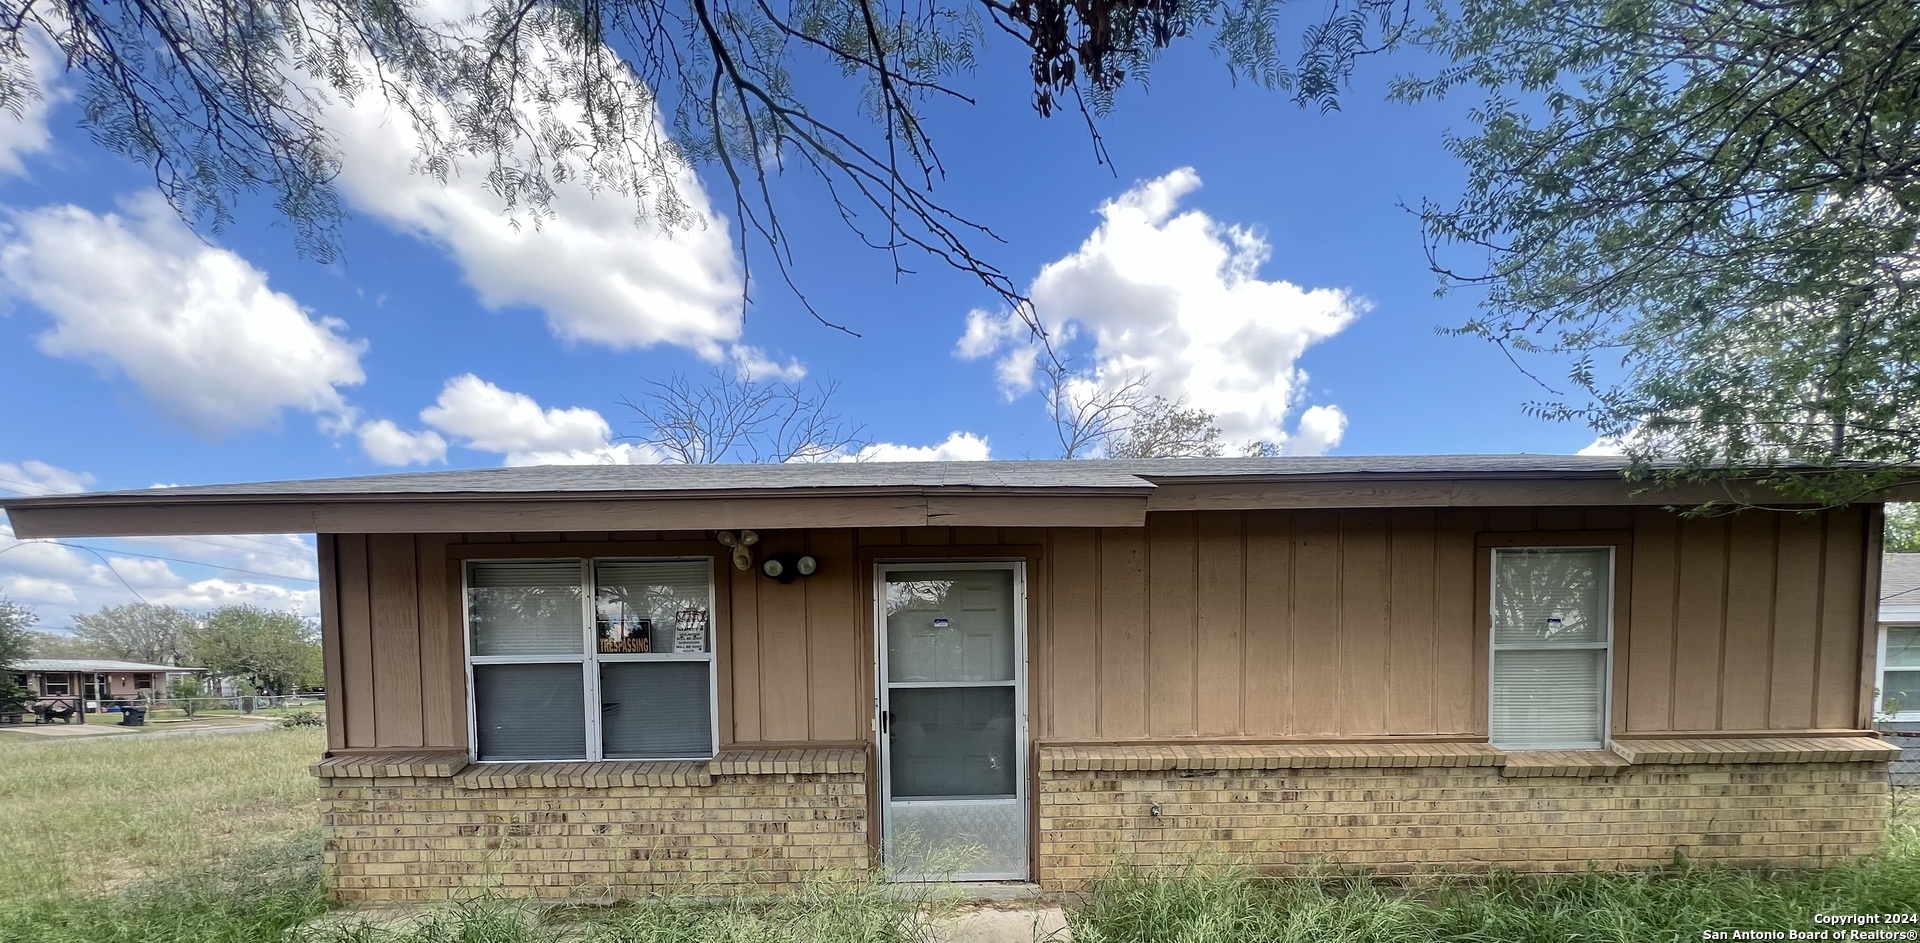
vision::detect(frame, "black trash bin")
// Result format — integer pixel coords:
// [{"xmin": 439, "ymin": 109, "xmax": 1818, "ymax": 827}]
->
[{"xmin": 118, "ymin": 706, "xmax": 147, "ymax": 727}]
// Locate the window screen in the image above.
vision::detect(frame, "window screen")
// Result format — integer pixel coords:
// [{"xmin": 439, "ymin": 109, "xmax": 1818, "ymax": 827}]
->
[
  {"xmin": 600, "ymin": 661, "xmax": 714, "ymax": 758},
  {"xmin": 474, "ymin": 663, "xmax": 587, "ymax": 760},
  {"xmin": 469, "ymin": 561, "xmax": 585, "ymax": 655},
  {"xmin": 466, "ymin": 558, "xmax": 716, "ymax": 761},
  {"xmin": 1490, "ymin": 548, "xmax": 1612, "ymax": 750}
]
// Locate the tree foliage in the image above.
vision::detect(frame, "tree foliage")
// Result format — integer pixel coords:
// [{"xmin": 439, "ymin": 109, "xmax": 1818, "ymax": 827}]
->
[
  {"xmin": 1045, "ymin": 363, "xmax": 1232, "ymax": 458},
  {"xmin": 188, "ymin": 605, "xmax": 322, "ymax": 695},
  {"xmin": 1398, "ymin": 0, "xmax": 1920, "ymax": 504},
  {"xmin": 25, "ymin": 631, "xmax": 100, "ymax": 659},
  {"xmin": 70, "ymin": 603, "xmax": 197, "ymax": 665},
  {"xmin": 0, "ymin": 0, "xmax": 1405, "ymax": 331},
  {"xmin": 0, "ymin": 598, "xmax": 37, "ymax": 714},
  {"xmin": 1889, "ymin": 503, "xmax": 1920, "ymax": 553}
]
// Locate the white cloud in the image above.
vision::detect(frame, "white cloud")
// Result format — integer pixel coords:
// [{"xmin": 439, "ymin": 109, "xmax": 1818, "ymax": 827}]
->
[
  {"xmin": 0, "ymin": 518, "xmax": 319, "ymax": 627},
  {"xmin": 421, "ymin": 374, "xmax": 613, "ymax": 454},
  {"xmin": 416, "ymin": 374, "xmax": 665, "ymax": 466},
  {"xmin": 0, "ymin": 460, "xmax": 93, "ymax": 496},
  {"xmin": 957, "ymin": 168, "xmax": 1361, "ymax": 454},
  {"xmin": 1288, "ymin": 405, "xmax": 1349, "ymax": 457},
  {"xmin": 357, "ymin": 419, "xmax": 448, "ymax": 466},
  {"xmin": 731, "ymin": 345, "xmax": 807, "ymax": 383},
  {"xmin": 503, "ymin": 443, "xmax": 662, "ymax": 467},
  {"xmin": 1577, "ymin": 435, "xmax": 1626, "ymax": 456},
  {"xmin": 316, "ymin": 0, "xmax": 745, "ymax": 358},
  {"xmin": 0, "ymin": 195, "xmax": 367, "ymax": 434},
  {"xmin": 121, "ymin": 533, "xmax": 320, "ymax": 581},
  {"xmin": 843, "ymin": 432, "xmax": 992, "ymax": 463},
  {"xmin": 0, "ymin": 31, "xmax": 69, "ymax": 177}
]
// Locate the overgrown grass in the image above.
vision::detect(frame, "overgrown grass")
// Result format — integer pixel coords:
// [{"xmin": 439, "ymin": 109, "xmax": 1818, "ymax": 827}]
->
[
  {"xmin": 0, "ymin": 838, "xmax": 331, "ymax": 943},
  {"xmin": 301, "ymin": 874, "xmax": 948, "ymax": 943},
  {"xmin": 0, "ymin": 725, "xmax": 326, "ymax": 899},
  {"xmin": 1071, "ymin": 800, "xmax": 1920, "ymax": 943}
]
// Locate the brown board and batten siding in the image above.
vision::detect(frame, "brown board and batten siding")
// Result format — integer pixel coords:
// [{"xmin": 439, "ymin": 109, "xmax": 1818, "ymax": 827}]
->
[{"xmin": 317, "ymin": 506, "xmax": 1875, "ymax": 754}]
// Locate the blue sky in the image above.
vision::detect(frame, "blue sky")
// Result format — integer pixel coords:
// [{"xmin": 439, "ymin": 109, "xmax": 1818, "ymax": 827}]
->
[{"xmin": 0, "ymin": 18, "xmax": 1603, "ymax": 628}]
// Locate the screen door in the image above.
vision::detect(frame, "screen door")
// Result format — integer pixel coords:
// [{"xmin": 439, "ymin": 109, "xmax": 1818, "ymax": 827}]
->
[{"xmin": 876, "ymin": 562, "xmax": 1028, "ymax": 881}]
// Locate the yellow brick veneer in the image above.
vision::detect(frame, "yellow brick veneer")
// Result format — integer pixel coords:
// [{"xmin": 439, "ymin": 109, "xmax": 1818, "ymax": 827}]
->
[
  {"xmin": 320, "ymin": 765, "xmax": 867, "ymax": 902},
  {"xmin": 1036, "ymin": 761, "xmax": 1890, "ymax": 889},
  {"xmin": 316, "ymin": 745, "xmax": 1893, "ymax": 902}
]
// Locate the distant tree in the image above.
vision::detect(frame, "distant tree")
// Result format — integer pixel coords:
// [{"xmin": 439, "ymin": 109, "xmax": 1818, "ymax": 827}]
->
[
  {"xmin": 0, "ymin": 598, "xmax": 38, "ymax": 715},
  {"xmin": 70, "ymin": 603, "xmax": 198, "ymax": 665},
  {"xmin": 1889, "ymin": 504, "xmax": 1920, "ymax": 554},
  {"xmin": 189, "ymin": 606, "xmax": 322, "ymax": 696},
  {"xmin": 1106, "ymin": 398, "xmax": 1227, "ymax": 459},
  {"xmin": 1046, "ymin": 363, "xmax": 1228, "ymax": 459},
  {"xmin": 26, "ymin": 631, "xmax": 101, "ymax": 659},
  {"xmin": 623, "ymin": 366, "xmax": 868, "ymax": 463}
]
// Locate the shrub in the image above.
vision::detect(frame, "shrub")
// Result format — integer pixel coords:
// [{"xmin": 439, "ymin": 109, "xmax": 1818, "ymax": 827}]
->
[
  {"xmin": 169, "ymin": 676, "xmax": 205, "ymax": 719},
  {"xmin": 277, "ymin": 711, "xmax": 324, "ymax": 729}
]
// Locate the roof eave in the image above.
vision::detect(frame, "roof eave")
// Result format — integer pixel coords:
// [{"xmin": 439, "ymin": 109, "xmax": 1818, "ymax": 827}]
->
[{"xmin": 2, "ymin": 485, "xmax": 1156, "ymax": 538}]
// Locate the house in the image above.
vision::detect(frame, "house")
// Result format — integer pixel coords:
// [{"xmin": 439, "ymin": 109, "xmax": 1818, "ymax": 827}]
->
[
  {"xmin": 0, "ymin": 455, "xmax": 1905, "ymax": 902},
  {"xmin": 1876, "ymin": 553, "xmax": 1920, "ymax": 785},
  {"xmin": 11, "ymin": 658, "xmax": 206, "ymax": 717}
]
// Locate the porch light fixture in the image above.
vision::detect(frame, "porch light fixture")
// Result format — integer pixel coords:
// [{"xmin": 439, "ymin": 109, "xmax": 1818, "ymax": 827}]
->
[
  {"xmin": 716, "ymin": 530, "xmax": 759, "ymax": 570},
  {"xmin": 760, "ymin": 552, "xmax": 818, "ymax": 584}
]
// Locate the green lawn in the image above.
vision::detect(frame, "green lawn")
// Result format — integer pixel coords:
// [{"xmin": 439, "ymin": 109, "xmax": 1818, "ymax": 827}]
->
[{"xmin": 0, "ymin": 726, "xmax": 326, "ymax": 900}]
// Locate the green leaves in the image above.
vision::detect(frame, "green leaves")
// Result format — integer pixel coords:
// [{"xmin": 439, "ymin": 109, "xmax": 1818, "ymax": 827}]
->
[{"xmin": 1412, "ymin": 0, "xmax": 1920, "ymax": 504}]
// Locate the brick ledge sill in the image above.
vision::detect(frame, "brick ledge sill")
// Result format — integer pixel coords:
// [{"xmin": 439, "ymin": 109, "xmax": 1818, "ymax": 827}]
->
[
  {"xmin": 312, "ymin": 747, "xmax": 866, "ymax": 785},
  {"xmin": 1038, "ymin": 736, "xmax": 1898, "ymax": 776}
]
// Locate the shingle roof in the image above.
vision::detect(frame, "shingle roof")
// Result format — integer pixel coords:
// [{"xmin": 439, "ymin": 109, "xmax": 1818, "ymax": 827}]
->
[
  {"xmin": 16, "ymin": 659, "xmax": 202, "ymax": 673},
  {"xmin": 0, "ymin": 454, "xmax": 1636, "ymax": 504}
]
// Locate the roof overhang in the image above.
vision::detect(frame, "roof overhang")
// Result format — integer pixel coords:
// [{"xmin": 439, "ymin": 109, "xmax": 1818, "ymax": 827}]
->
[
  {"xmin": 2, "ymin": 485, "xmax": 1155, "ymax": 537},
  {"xmin": 1136, "ymin": 473, "xmax": 1920, "ymax": 511},
  {"xmin": 6, "ymin": 457, "xmax": 1916, "ymax": 540}
]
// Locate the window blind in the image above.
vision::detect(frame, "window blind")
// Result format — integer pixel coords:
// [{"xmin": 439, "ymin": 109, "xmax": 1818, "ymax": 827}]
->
[
  {"xmin": 473, "ymin": 663, "xmax": 587, "ymax": 760},
  {"xmin": 468, "ymin": 561, "xmax": 586, "ymax": 656},
  {"xmin": 600, "ymin": 661, "xmax": 713, "ymax": 758},
  {"xmin": 1492, "ymin": 548, "xmax": 1609, "ymax": 644},
  {"xmin": 1491, "ymin": 649, "xmax": 1605, "ymax": 748}
]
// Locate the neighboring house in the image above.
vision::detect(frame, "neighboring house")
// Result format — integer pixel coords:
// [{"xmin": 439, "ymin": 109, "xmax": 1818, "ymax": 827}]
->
[
  {"xmin": 0, "ymin": 456, "xmax": 1905, "ymax": 903},
  {"xmin": 1876, "ymin": 553, "xmax": 1920, "ymax": 784},
  {"xmin": 12, "ymin": 658, "xmax": 205, "ymax": 714}
]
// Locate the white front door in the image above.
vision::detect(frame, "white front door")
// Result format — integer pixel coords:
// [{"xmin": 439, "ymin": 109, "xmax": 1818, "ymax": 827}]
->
[{"xmin": 876, "ymin": 562, "xmax": 1028, "ymax": 881}]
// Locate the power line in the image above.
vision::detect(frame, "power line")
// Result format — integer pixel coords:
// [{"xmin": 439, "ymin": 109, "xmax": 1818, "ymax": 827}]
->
[
  {"xmin": 0, "ymin": 541, "xmax": 149, "ymax": 604},
  {"xmin": 49, "ymin": 544, "xmax": 319, "ymax": 582},
  {"xmin": 153, "ymin": 535, "xmax": 312, "ymax": 562},
  {"xmin": 0, "ymin": 538, "xmax": 318, "ymax": 583}
]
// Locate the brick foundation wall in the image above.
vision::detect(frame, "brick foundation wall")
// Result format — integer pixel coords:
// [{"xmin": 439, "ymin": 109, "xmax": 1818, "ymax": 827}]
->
[
  {"xmin": 315, "ymin": 739, "xmax": 1899, "ymax": 902},
  {"xmin": 316, "ymin": 750, "xmax": 869, "ymax": 903},
  {"xmin": 1036, "ymin": 741, "xmax": 1897, "ymax": 889}
]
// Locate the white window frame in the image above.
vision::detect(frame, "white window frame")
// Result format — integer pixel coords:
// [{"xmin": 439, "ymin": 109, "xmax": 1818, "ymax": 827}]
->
[
  {"xmin": 1877, "ymin": 623, "xmax": 1920, "ymax": 723},
  {"xmin": 462, "ymin": 556, "xmax": 720, "ymax": 764},
  {"xmin": 1488, "ymin": 545, "xmax": 1615, "ymax": 751}
]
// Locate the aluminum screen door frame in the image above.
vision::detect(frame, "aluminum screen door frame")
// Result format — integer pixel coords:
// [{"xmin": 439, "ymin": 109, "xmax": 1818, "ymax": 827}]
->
[{"xmin": 875, "ymin": 560, "xmax": 1029, "ymax": 882}]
